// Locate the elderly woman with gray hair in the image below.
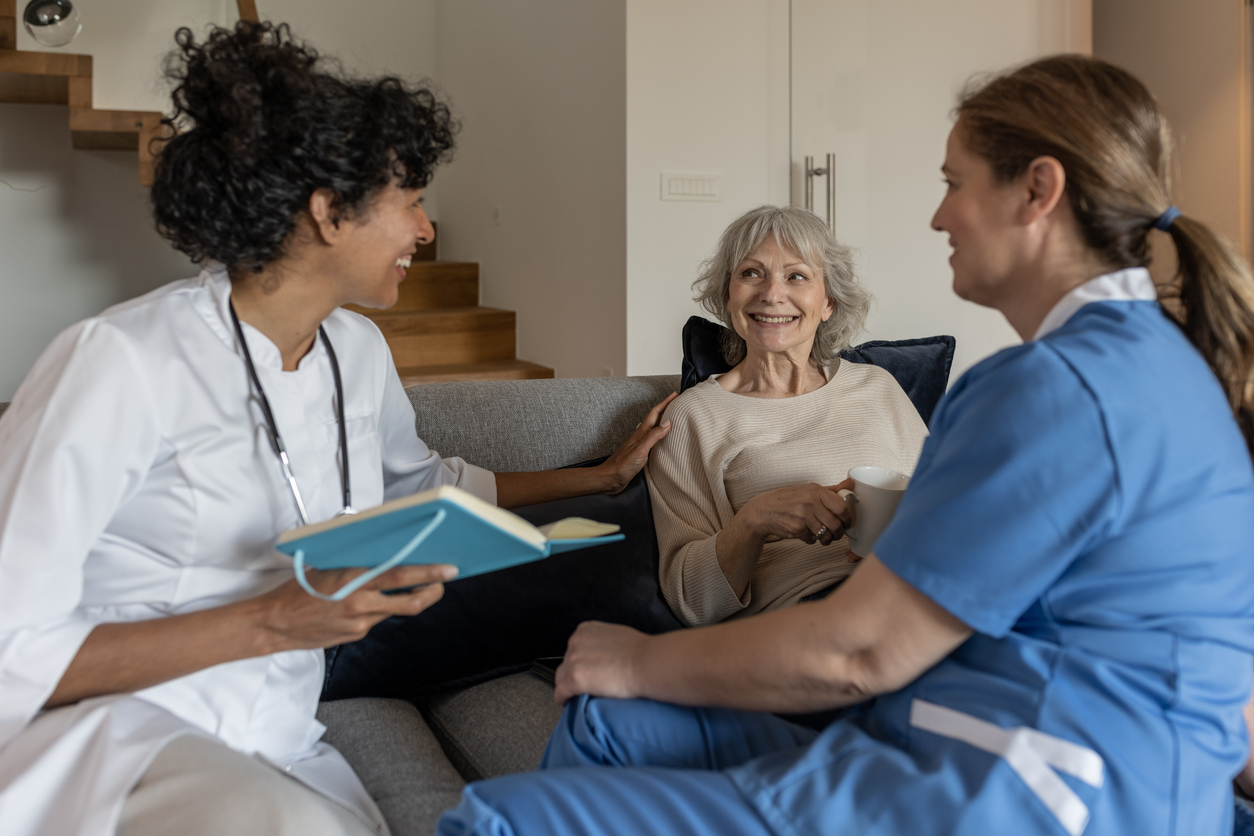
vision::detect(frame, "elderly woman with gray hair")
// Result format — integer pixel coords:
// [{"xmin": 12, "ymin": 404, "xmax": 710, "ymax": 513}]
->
[{"xmin": 648, "ymin": 205, "xmax": 927, "ymax": 627}]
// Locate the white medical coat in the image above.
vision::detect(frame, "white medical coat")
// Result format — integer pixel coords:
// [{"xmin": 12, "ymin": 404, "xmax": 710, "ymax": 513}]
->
[{"xmin": 0, "ymin": 265, "xmax": 496, "ymax": 835}]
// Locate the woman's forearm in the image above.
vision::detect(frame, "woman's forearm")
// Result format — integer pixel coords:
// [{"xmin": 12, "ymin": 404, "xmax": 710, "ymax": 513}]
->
[
  {"xmin": 495, "ymin": 468, "xmax": 616, "ymax": 509},
  {"xmin": 559, "ymin": 557, "xmax": 972, "ymax": 712},
  {"xmin": 634, "ymin": 601, "xmax": 871, "ymax": 712},
  {"xmin": 45, "ymin": 597, "xmax": 275, "ymax": 708},
  {"xmin": 494, "ymin": 392, "xmax": 677, "ymax": 510},
  {"xmin": 45, "ymin": 562, "xmax": 455, "ymax": 709}
]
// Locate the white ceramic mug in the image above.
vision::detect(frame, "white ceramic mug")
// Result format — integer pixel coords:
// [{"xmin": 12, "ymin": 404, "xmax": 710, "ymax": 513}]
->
[{"xmin": 837, "ymin": 466, "xmax": 910, "ymax": 558}]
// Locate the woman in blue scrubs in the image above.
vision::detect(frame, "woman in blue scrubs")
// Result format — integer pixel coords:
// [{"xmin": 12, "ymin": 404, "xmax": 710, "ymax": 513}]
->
[{"xmin": 437, "ymin": 55, "xmax": 1254, "ymax": 836}]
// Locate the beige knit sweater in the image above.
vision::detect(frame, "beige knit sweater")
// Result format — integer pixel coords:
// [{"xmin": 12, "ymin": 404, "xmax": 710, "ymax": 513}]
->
[{"xmin": 645, "ymin": 361, "xmax": 928, "ymax": 627}]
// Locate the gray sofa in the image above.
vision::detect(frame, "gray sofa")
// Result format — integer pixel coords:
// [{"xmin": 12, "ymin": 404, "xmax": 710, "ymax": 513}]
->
[
  {"xmin": 319, "ymin": 373, "xmax": 680, "ymax": 834},
  {"xmin": 0, "ymin": 373, "xmax": 680, "ymax": 836}
]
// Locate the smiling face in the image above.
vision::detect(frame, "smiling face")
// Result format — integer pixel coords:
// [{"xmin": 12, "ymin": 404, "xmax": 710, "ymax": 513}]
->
[
  {"xmin": 726, "ymin": 235, "xmax": 833, "ymax": 362},
  {"xmin": 931, "ymin": 124, "xmax": 1027, "ymax": 308},
  {"xmin": 327, "ymin": 182, "xmax": 433, "ymax": 309}
]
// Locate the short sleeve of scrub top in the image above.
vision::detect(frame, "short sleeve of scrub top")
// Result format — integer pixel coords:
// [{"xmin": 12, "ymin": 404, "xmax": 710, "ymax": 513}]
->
[{"xmin": 873, "ymin": 342, "xmax": 1120, "ymax": 637}]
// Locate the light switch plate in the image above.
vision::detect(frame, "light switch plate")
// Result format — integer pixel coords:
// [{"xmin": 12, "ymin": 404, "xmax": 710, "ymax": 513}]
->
[{"xmin": 660, "ymin": 171, "xmax": 723, "ymax": 202}]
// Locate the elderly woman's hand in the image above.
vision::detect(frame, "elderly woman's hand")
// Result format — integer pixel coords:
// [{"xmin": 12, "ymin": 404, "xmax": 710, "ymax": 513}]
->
[
  {"xmin": 714, "ymin": 480, "xmax": 855, "ymax": 599},
  {"xmin": 597, "ymin": 392, "xmax": 678, "ymax": 494},
  {"xmin": 744, "ymin": 481, "xmax": 853, "ymax": 547},
  {"xmin": 553, "ymin": 620, "xmax": 649, "ymax": 704}
]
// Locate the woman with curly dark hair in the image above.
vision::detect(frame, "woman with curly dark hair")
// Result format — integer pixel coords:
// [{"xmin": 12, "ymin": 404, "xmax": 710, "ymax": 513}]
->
[{"xmin": 0, "ymin": 21, "xmax": 669, "ymax": 836}]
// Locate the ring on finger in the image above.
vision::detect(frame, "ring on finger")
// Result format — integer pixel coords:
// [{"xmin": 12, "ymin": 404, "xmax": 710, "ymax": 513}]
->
[{"xmin": 814, "ymin": 525, "xmax": 829, "ymax": 542}]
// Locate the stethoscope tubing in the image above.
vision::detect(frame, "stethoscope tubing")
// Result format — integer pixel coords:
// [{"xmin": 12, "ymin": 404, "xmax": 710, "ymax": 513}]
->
[{"xmin": 229, "ymin": 300, "xmax": 355, "ymax": 525}]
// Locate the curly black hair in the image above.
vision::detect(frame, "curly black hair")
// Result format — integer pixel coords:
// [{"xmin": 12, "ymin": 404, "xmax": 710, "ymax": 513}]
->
[{"xmin": 150, "ymin": 21, "xmax": 456, "ymax": 275}]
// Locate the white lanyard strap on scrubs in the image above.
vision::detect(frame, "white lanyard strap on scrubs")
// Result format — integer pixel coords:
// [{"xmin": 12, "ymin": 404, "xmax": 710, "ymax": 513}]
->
[{"xmin": 910, "ymin": 699, "xmax": 1105, "ymax": 836}]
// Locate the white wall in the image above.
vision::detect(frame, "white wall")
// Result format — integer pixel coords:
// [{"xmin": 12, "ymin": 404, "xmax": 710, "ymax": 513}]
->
[
  {"xmin": 787, "ymin": 0, "xmax": 1092, "ymax": 380},
  {"xmin": 260, "ymin": 0, "xmax": 441, "ymax": 216},
  {"xmin": 2, "ymin": 0, "xmax": 233, "ymax": 401},
  {"xmin": 434, "ymin": 0, "xmax": 627, "ymax": 379},
  {"xmin": 625, "ymin": 0, "xmax": 790, "ymax": 377},
  {"xmin": 16, "ymin": 1, "xmax": 438, "ymax": 112},
  {"xmin": 624, "ymin": 0, "xmax": 1091, "ymax": 380},
  {"xmin": 0, "ymin": 104, "xmax": 196, "ymax": 400},
  {"xmin": 0, "ymin": 0, "xmax": 1123, "ymax": 396},
  {"xmin": 16, "ymin": 0, "xmax": 234, "ymax": 111},
  {"xmin": 0, "ymin": 0, "xmax": 442, "ymax": 401}
]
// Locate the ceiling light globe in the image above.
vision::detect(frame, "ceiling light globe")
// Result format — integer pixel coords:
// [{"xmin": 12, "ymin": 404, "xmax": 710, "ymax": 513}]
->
[{"xmin": 23, "ymin": 0, "xmax": 81, "ymax": 48}]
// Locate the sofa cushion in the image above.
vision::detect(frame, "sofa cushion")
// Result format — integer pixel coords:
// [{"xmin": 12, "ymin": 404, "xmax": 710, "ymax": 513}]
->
[
  {"xmin": 316, "ymin": 698, "xmax": 465, "ymax": 836},
  {"xmin": 408, "ymin": 375, "xmax": 680, "ymax": 471},
  {"xmin": 322, "ymin": 468, "xmax": 682, "ymax": 700},
  {"xmin": 316, "ymin": 678, "xmax": 562, "ymax": 832},
  {"xmin": 414, "ymin": 671, "xmax": 563, "ymax": 782},
  {"xmin": 680, "ymin": 315, "xmax": 956, "ymax": 424}
]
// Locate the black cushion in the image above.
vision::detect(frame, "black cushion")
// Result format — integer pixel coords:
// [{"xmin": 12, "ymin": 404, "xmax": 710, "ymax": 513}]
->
[
  {"xmin": 322, "ymin": 469, "xmax": 681, "ymax": 699},
  {"xmin": 680, "ymin": 315, "xmax": 955, "ymax": 425}
]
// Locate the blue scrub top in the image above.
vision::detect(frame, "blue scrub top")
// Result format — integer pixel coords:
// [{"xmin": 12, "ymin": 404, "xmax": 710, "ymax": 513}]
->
[{"xmin": 731, "ymin": 301, "xmax": 1254, "ymax": 836}]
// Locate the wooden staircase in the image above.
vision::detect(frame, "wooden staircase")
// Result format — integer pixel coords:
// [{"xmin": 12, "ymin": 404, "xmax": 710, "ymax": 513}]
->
[
  {"xmin": 346, "ymin": 225, "xmax": 554, "ymax": 386},
  {"xmin": 0, "ymin": 0, "xmax": 166, "ymax": 184}
]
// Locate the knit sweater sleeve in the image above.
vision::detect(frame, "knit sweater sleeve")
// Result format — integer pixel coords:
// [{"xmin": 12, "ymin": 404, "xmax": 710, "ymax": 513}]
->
[{"xmin": 645, "ymin": 392, "xmax": 748, "ymax": 627}]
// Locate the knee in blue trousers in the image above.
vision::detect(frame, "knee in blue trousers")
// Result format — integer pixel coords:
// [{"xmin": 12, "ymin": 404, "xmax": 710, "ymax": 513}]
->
[{"xmin": 436, "ymin": 695, "xmax": 817, "ymax": 836}]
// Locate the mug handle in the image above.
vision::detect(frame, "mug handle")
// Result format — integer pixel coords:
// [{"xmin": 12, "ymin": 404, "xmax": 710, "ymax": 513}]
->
[
  {"xmin": 837, "ymin": 488, "xmax": 859, "ymax": 531},
  {"xmin": 837, "ymin": 488, "xmax": 861, "ymax": 557}
]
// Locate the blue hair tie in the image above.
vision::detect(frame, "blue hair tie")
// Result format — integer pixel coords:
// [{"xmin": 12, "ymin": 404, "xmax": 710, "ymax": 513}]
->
[{"xmin": 1154, "ymin": 206, "xmax": 1181, "ymax": 231}]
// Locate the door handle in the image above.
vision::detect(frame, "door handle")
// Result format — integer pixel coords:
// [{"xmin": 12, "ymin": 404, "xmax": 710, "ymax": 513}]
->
[{"xmin": 804, "ymin": 153, "xmax": 836, "ymax": 236}]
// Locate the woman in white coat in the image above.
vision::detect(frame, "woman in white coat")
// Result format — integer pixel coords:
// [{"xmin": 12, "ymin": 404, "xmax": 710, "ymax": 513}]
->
[{"xmin": 0, "ymin": 21, "xmax": 671, "ymax": 836}]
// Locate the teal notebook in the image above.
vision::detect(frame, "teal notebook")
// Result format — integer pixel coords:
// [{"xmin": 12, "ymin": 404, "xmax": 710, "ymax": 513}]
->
[{"xmin": 275, "ymin": 485, "xmax": 624, "ymax": 600}]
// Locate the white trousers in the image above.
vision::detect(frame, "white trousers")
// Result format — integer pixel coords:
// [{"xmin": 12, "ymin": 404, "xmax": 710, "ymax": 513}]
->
[{"xmin": 117, "ymin": 735, "xmax": 383, "ymax": 836}]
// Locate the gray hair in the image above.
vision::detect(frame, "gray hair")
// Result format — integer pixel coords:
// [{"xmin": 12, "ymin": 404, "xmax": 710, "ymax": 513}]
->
[{"xmin": 692, "ymin": 205, "xmax": 870, "ymax": 366}]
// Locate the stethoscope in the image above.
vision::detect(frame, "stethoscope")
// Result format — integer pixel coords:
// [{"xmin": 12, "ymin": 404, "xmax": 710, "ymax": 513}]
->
[{"xmin": 230, "ymin": 300, "xmax": 357, "ymax": 524}]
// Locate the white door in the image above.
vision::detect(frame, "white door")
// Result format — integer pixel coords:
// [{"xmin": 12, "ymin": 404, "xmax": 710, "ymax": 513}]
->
[{"xmin": 790, "ymin": 0, "xmax": 1091, "ymax": 377}]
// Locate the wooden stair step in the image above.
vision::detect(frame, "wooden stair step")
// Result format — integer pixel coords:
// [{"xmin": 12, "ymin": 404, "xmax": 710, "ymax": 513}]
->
[
  {"xmin": 366, "ymin": 306, "xmax": 516, "ymax": 367},
  {"xmin": 397, "ymin": 359, "xmax": 554, "ymax": 387},
  {"xmin": 70, "ymin": 107, "xmax": 158, "ymax": 147},
  {"xmin": 0, "ymin": 48, "xmax": 90, "ymax": 104},
  {"xmin": 0, "ymin": 43, "xmax": 165, "ymax": 184},
  {"xmin": 344, "ymin": 261, "xmax": 478, "ymax": 314}
]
